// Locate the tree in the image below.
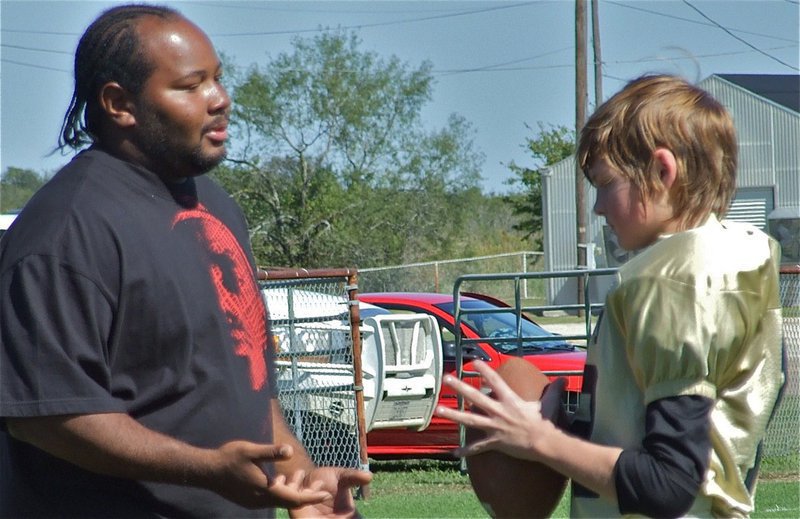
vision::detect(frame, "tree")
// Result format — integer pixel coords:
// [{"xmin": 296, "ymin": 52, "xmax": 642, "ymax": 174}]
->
[
  {"xmin": 0, "ymin": 167, "xmax": 47, "ymax": 212},
  {"xmin": 504, "ymin": 124, "xmax": 575, "ymax": 250},
  {"xmin": 220, "ymin": 31, "xmax": 483, "ymax": 268}
]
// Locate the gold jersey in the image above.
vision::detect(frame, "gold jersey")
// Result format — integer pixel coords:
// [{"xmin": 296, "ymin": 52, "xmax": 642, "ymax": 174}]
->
[{"xmin": 571, "ymin": 215, "xmax": 784, "ymax": 518}]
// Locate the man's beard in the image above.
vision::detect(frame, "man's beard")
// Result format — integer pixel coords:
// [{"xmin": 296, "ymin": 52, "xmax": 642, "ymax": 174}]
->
[{"xmin": 133, "ymin": 108, "xmax": 226, "ymax": 177}]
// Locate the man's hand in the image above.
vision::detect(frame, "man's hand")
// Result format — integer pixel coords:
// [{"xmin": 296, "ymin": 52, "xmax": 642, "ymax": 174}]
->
[
  {"xmin": 203, "ymin": 441, "xmax": 331, "ymax": 509},
  {"xmin": 288, "ymin": 466, "xmax": 373, "ymax": 519}
]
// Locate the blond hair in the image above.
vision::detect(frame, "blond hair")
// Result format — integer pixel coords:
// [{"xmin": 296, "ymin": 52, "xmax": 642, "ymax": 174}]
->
[{"xmin": 578, "ymin": 74, "xmax": 737, "ymax": 227}]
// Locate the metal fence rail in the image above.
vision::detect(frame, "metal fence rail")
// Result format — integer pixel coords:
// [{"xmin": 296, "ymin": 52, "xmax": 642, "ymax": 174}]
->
[
  {"xmin": 452, "ymin": 266, "xmax": 799, "ymax": 465},
  {"xmin": 452, "ymin": 269, "xmax": 617, "ymax": 472}
]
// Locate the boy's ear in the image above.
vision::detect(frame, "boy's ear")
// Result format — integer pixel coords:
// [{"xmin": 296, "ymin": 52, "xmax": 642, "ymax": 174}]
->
[
  {"xmin": 653, "ymin": 148, "xmax": 677, "ymax": 191},
  {"xmin": 98, "ymin": 82, "xmax": 136, "ymax": 128}
]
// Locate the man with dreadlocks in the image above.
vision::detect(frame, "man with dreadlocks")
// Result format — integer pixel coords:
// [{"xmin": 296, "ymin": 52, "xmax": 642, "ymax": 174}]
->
[{"xmin": 0, "ymin": 4, "xmax": 370, "ymax": 517}]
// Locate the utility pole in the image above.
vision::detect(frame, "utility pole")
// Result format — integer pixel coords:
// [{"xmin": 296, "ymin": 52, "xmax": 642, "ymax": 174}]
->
[
  {"xmin": 592, "ymin": 0, "xmax": 603, "ymax": 106},
  {"xmin": 575, "ymin": 0, "xmax": 588, "ymax": 310}
]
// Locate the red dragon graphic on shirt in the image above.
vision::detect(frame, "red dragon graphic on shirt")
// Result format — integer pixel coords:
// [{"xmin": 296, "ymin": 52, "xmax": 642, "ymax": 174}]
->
[{"xmin": 172, "ymin": 203, "xmax": 267, "ymax": 391}]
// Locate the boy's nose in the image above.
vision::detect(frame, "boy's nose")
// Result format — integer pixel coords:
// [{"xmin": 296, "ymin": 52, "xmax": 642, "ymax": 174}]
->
[{"xmin": 593, "ymin": 196, "xmax": 604, "ymax": 216}]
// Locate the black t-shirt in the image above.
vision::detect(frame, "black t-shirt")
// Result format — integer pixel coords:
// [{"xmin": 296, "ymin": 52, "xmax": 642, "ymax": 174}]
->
[{"xmin": 0, "ymin": 149, "xmax": 276, "ymax": 518}]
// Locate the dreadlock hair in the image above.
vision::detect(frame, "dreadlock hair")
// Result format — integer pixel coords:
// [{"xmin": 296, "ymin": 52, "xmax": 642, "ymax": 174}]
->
[{"xmin": 58, "ymin": 4, "xmax": 180, "ymax": 152}]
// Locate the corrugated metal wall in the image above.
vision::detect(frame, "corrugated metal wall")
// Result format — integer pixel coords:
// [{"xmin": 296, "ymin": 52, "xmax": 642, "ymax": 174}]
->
[
  {"xmin": 703, "ymin": 75, "xmax": 800, "ymax": 208},
  {"xmin": 542, "ymin": 74, "xmax": 800, "ymax": 306},
  {"xmin": 542, "ymin": 159, "xmax": 616, "ymax": 306}
]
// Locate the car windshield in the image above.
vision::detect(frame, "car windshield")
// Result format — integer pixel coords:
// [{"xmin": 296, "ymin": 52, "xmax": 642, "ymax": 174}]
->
[
  {"xmin": 436, "ymin": 299, "xmax": 573, "ymax": 353},
  {"xmin": 359, "ymin": 306, "xmax": 391, "ymax": 319}
]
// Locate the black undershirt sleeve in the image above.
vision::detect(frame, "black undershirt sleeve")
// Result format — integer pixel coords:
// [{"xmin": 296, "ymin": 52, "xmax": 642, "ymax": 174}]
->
[{"xmin": 614, "ymin": 394, "xmax": 714, "ymax": 518}]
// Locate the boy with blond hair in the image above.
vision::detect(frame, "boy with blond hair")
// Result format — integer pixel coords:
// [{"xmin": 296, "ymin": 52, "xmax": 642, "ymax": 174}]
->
[{"xmin": 437, "ymin": 74, "xmax": 784, "ymax": 518}]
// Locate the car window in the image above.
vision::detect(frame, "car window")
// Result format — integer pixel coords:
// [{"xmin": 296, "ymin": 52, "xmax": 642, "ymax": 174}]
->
[
  {"xmin": 438, "ymin": 323, "xmax": 458, "ymax": 360},
  {"xmin": 436, "ymin": 300, "xmax": 573, "ymax": 353},
  {"xmin": 440, "ymin": 325, "xmax": 456, "ymax": 344},
  {"xmin": 376, "ymin": 308, "xmax": 417, "ymax": 315},
  {"xmin": 359, "ymin": 306, "xmax": 391, "ymax": 319}
]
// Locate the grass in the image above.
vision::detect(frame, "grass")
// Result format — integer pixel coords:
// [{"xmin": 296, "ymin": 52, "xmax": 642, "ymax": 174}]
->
[
  {"xmin": 277, "ymin": 456, "xmax": 799, "ymax": 518},
  {"xmin": 356, "ymin": 459, "xmax": 484, "ymax": 518},
  {"xmin": 761, "ymin": 452, "xmax": 800, "ymax": 479},
  {"xmin": 751, "ymin": 481, "xmax": 800, "ymax": 518}
]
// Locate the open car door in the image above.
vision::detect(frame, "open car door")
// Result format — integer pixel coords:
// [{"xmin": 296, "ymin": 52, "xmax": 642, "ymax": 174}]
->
[{"xmin": 361, "ymin": 313, "xmax": 442, "ymax": 432}]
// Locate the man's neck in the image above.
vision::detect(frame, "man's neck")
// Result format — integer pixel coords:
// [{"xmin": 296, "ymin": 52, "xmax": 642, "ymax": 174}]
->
[{"xmin": 95, "ymin": 139, "xmax": 191, "ymax": 184}]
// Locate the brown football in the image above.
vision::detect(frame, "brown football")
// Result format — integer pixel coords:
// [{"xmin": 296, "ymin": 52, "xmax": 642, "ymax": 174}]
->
[{"xmin": 464, "ymin": 358, "xmax": 569, "ymax": 519}]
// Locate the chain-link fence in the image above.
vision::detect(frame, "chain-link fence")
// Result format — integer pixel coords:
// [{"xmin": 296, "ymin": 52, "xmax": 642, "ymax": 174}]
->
[
  {"xmin": 260, "ymin": 269, "xmax": 367, "ymax": 471},
  {"xmin": 261, "ymin": 262, "xmax": 796, "ymax": 474},
  {"xmin": 359, "ymin": 252, "xmax": 546, "ymax": 301},
  {"xmin": 767, "ymin": 265, "xmax": 800, "ymax": 458}
]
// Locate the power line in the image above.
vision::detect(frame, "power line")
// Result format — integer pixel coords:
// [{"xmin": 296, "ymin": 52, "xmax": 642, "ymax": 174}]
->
[
  {"xmin": 607, "ymin": 45, "xmax": 798, "ymax": 67},
  {"xmin": 198, "ymin": 1, "xmax": 469, "ymax": 15},
  {"xmin": 435, "ymin": 46, "xmax": 573, "ymax": 76},
  {"xmin": 2, "ymin": 1, "xmax": 794, "ymax": 46},
  {"xmin": 607, "ymin": 0, "xmax": 798, "ymax": 44},
  {"xmin": 4, "ymin": 40, "xmax": 794, "ymax": 78},
  {"xmin": 435, "ymin": 62, "xmax": 573, "ymax": 75},
  {"xmin": 209, "ymin": 1, "xmax": 537, "ymax": 37},
  {"xmin": 681, "ymin": 0, "xmax": 799, "ymax": 70},
  {"xmin": 3, "ymin": 1, "xmax": 794, "ymax": 48},
  {"xmin": 432, "ymin": 45, "xmax": 797, "ymax": 76},
  {"xmin": 0, "ymin": 43, "xmax": 72, "ymax": 55},
  {"xmin": 0, "ymin": 1, "xmax": 536, "ymax": 39},
  {"xmin": 0, "ymin": 58, "xmax": 69, "ymax": 74},
  {"xmin": 2, "ymin": 2, "xmax": 796, "ymax": 76},
  {"xmin": 0, "ymin": 29, "xmax": 78, "ymax": 36}
]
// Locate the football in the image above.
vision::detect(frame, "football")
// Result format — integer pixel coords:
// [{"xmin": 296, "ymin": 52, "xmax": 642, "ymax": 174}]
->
[{"xmin": 464, "ymin": 358, "xmax": 569, "ymax": 519}]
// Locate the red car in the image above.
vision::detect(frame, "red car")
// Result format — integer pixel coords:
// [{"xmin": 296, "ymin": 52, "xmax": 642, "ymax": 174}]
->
[{"xmin": 359, "ymin": 292, "xmax": 586, "ymax": 457}]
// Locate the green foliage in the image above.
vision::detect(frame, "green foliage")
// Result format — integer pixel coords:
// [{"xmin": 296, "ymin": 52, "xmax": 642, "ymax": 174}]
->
[
  {"xmin": 219, "ymin": 31, "xmax": 489, "ymax": 268},
  {"xmin": 454, "ymin": 192, "xmax": 535, "ymax": 257},
  {"xmin": 0, "ymin": 167, "xmax": 48, "ymax": 212},
  {"xmin": 504, "ymin": 123, "xmax": 575, "ymax": 249}
]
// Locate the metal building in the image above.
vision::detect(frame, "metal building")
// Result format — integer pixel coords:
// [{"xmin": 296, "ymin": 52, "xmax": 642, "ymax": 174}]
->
[{"xmin": 541, "ymin": 74, "xmax": 800, "ymax": 306}]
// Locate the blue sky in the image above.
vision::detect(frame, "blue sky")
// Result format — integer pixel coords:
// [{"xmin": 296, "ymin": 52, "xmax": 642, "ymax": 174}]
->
[{"xmin": 1, "ymin": 1, "xmax": 798, "ymax": 194}]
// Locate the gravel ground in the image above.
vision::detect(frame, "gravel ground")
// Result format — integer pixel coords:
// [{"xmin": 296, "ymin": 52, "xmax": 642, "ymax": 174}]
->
[{"xmin": 544, "ymin": 322, "xmax": 592, "ymax": 336}]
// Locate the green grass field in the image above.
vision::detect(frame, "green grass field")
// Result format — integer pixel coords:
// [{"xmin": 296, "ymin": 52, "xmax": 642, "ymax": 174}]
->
[
  {"xmin": 275, "ymin": 456, "xmax": 799, "ymax": 518},
  {"xmin": 345, "ymin": 457, "xmax": 799, "ymax": 519}
]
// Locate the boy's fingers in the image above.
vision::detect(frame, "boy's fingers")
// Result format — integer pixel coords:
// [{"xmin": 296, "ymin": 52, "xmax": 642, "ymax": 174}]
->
[
  {"xmin": 471, "ymin": 361, "xmax": 518, "ymax": 401},
  {"xmin": 435, "ymin": 405, "xmax": 499, "ymax": 431},
  {"xmin": 454, "ymin": 438, "xmax": 493, "ymax": 458},
  {"xmin": 442, "ymin": 361, "xmax": 518, "ymax": 409}
]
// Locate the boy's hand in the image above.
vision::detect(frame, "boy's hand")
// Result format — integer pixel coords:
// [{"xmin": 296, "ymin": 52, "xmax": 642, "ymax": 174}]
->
[{"xmin": 435, "ymin": 360, "xmax": 557, "ymax": 461}]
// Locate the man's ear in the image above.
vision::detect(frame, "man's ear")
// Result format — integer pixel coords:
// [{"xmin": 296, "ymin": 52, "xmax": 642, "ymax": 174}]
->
[
  {"xmin": 99, "ymin": 82, "xmax": 136, "ymax": 128},
  {"xmin": 653, "ymin": 148, "xmax": 677, "ymax": 191}
]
